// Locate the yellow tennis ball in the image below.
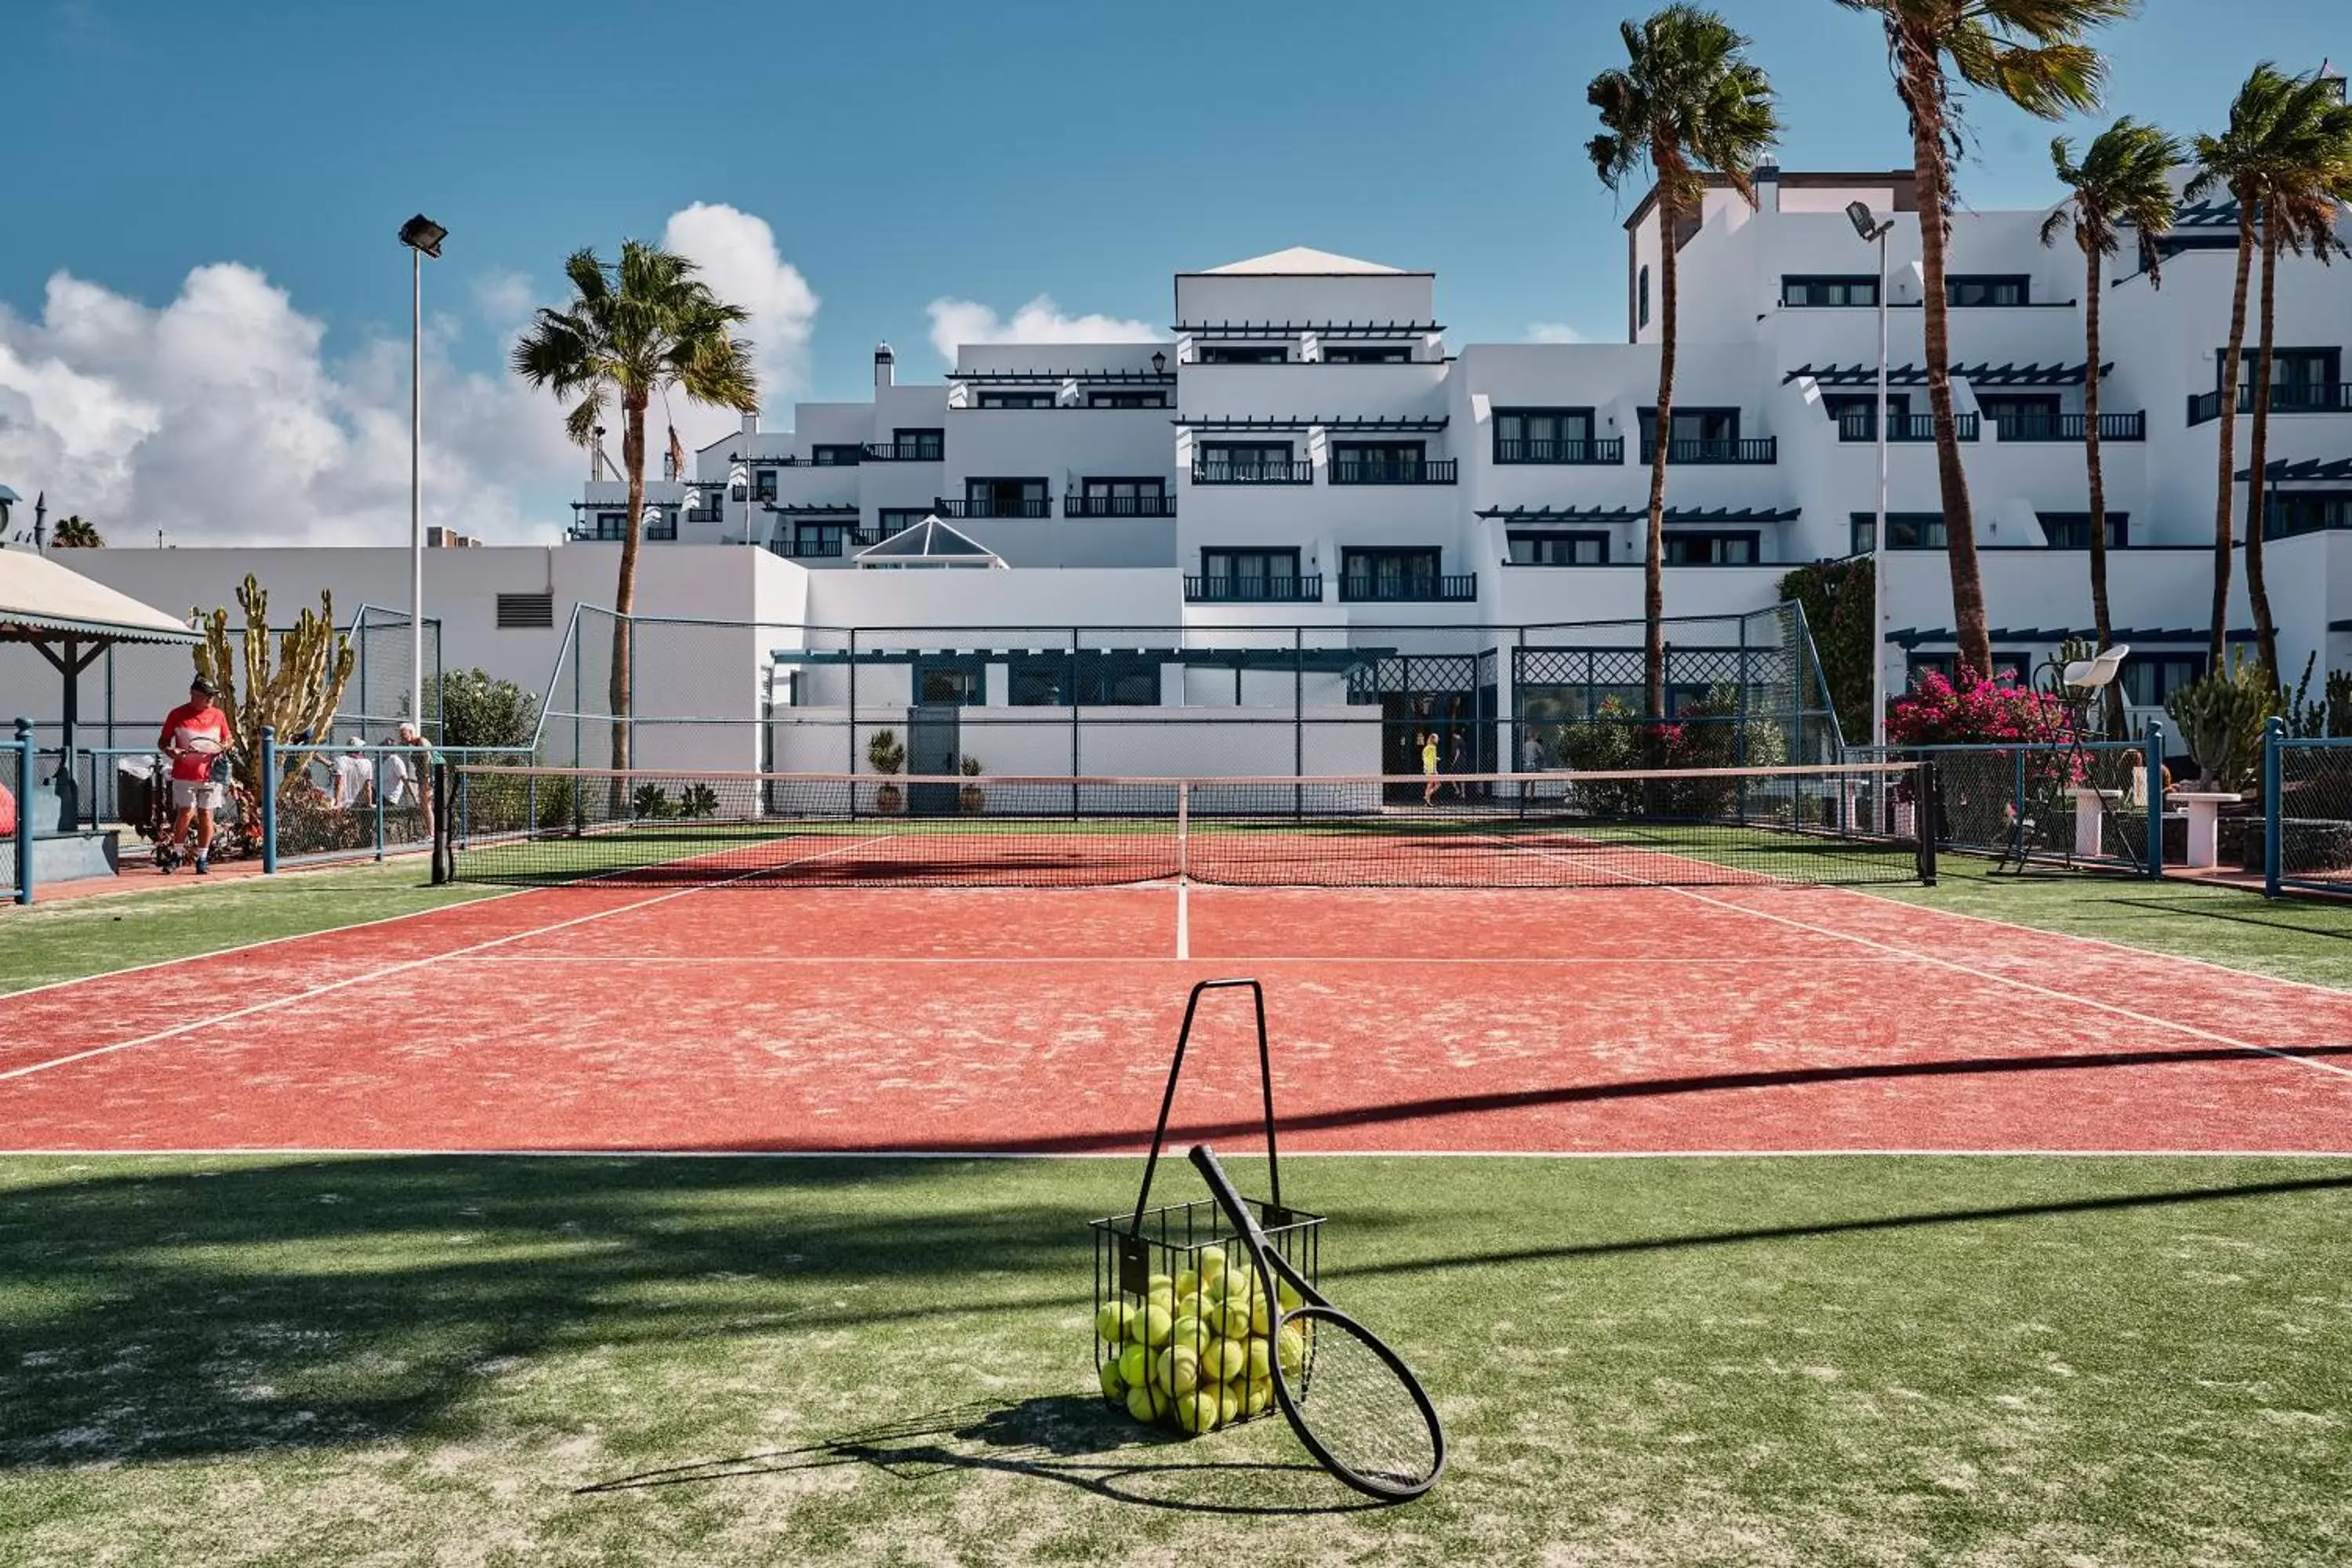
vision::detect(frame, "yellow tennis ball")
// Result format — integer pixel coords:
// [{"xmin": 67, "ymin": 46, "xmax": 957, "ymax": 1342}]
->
[
  {"xmin": 1175, "ymin": 1389, "xmax": 1222, "ymax": 1435},
  {"xmin": 1174, "ymin": 1269, "xmax": 1200, "ymax": 1301},
  {"xmin": 1137, "ymin": 1304, "xmax": 1174, "ymax": 1346},
  {"xmin": 1214, "ymin": 1299, "xmax": 1254, "ymax": 1340},
  {"xmin": 1277, "ymin": 1280, "xmax": 1302, "ymax": 1312},
  {"xmin": 1251, "ymin": 1294, "xmax": 1272, "ymax": 1336},
  {"xmin": 1156, "ymin": 1345, "xmax": 1203, "ymax": 1396},
  {"xmin": 1247, "ymin": 1336, "xmax": 1273, "ymax": 1382},
  {"xmin": 1196, "ymin": 1248, "xmax": 1229, "ymax": 1280},
  {"xmin": 1173, "ymin": 1292, "xmax": 1203, "ymax": 1327},
  {"xmin": 1094, "ymin": 1301, "xmax": 1134, "ymax": 1343},
  {"xmin": 1172, "ymin": 1314, "xmax": 1214, "ymax": 1358},
  {"xmin": 1146, "ymin": 1272, "xmax": 1174, "ymax": 1294},
  {"xmin": 1127, "ymin": 1380, "xmax": 1171, "ymax": 1424},
  {"xmin": 1204, "ymin": 1336, "xmax": 1249, "ymax": 1382},
  {"xmin": 1218, "ymin": 1380, "xmax": 1247, "ymax": 1425},
  {"xmin": 1276, "ymin": 1324, "xmax": 1306, "ymax": 1376},
  {"xmin": 1145, "ymin": 1283, "xmax": 1176, "ymax": 1316},
  {"xmin": 1245, "ymin": 1375, "xmax": 1273, "ymax": 1415},
  {"xmin": 1098, "ymin": 1359, "xmax": 1127, "ymax": 1401},
  {"xmin": 1118, "ymin": 1341, "xmax": 1149, "ymax": 1388}
]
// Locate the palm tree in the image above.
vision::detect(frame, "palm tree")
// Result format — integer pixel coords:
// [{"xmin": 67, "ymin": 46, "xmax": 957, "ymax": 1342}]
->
[
  {"xmin": 1838, "ymin": 0, "xmax": 2130, "ymax": 685},
  {"xmin": 513, "ymin": 242, "xmax": 758, "ymax": 775},
  {"xmin": 2041, "ymin": 118, "xmax": 2182, "ymax": 735},
  {"xmin": 2192, "ymin": 64, "xmax": 2352, "ymax": 683},
  {"xmin": 51, "ymin": 514, "xmax": 103, "ymax": 548},
  {"xmin": 1588, "ymin": 5, "xmax": 1777, "ymax": 720}
]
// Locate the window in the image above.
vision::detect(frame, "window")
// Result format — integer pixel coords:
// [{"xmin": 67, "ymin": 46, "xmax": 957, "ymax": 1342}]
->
[
  {"xmin": 811, "ymin": 445, "xmax": 863, "ymax": 465},
  {"xmin": 645, "ymin": 508, "xmax": 677, "ymax": 541},
  {"xmin": 1011, "ymin": 652, "xmax": 1161, "ymax": 706},
  {"xmin": 1195, "ymin": 441, "xmax": 1298, "ymax": 481},
  {"xmin": 891, "ymin": 428, "xmax": 943, "ymax": 459},
  {"xmin": 1494, "ymin": 408, "xmax": 1596, "ymax": 462},
  {"xmin": 590, "ymin": 510, "xmax": 626, "ymax": 540},
  {"xmin": 877, "ymin": 508, "xmax": 927, "ymax": 538},
  {"xmin": 2237, "ymin": 347, "xmax": 2343, "ymax": 408},
  {"xmin": 1341, "ymin": 547, "xmax": 1442, "ymax": 588},
  {"xmin": 1200, "ymin": 548, "xmax": 1304, "ymax": 599},
  {"xmin": 975, "ymin": 390, "xmax": 1056, "ymax": 408},
  {"xmin": 963, "ymin": 477, "xmax": 1049, "ymax": 517},
  {"xmin": 1851, "ymin": 513, "xmax": 1947, "ymax": 552},
  {"xmin": 1638, "ymin": 265, "xmax": 1650, "ymax": 328},
  {"xmin": 495, "ymin": 593, "xmax": 554, "ymax": 629},
  {"xmin": 1782, "ymin": 275, "xmax": 1878, "ymax": 307},
  {"xmin": 1078, "ymin": 477, "xmax": 1169, "ymax": 516},
  {"xmin": 2121, "ymin": 653, "xmax": 2208, "ymax": 707},
  {"xmin": 1332, "ymin": 441, "xmax": 1425, "ymax": 482},
  {"xmin": 1982, "ymin": 394, "xmax": 2062, "ymax": 437},
  {"xmin": 729, "ymin": 478, "xmax": 748, "ymax": 502},
  {"xmin": 1322, "ymin": 346, "xmax": 1411, "ymax": 364},
  {"xmin": 1947, "ymin": 274, "xmax": 2030, "ymax": 307},
  {"xmin": 1196, "ymin": 345, "xmax": 1287, "ymax": 365},
  {"xmin": 794, "ymin": 522, "xmax": 851, "ymax": 556},
  {"xmin": 1508, "ymin": 532, "xmax": 1608, "ymax": 565},
  {"xmin": 1824, "ymin": 394, "xmax": 1910, "ymax": 436},
  {"xmin": 1662, "ymin": 531, "xmax": 1758, "ymax": 565},
  {"xmin": 912, "ymin": 657, "xmax": 985, "ymax": 706},
  {"xmin": 753, "ymin": 470, "xmax": 778, "ymax": 502},
  {"xmin": 1638, "ymin": 407, "xmax": 1739, "ymax": 459},
  {"xmin": 2267, "ymin": 491, "xmax": 2352, "ymax": 539},
  {"xmin": 1085, "ymin": 390, "xmax": 1169, "ymax": 408},
  {"xmin": 2037, "ymin": 512, "xmax": 2130, "ymax": 548}
]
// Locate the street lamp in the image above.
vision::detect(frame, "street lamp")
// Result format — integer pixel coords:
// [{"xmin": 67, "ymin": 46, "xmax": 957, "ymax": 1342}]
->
[
  {"xmin": 1848, "ymin": 201, "xmax": 1896, "ymax": 756},
  {"xmin": 398, "ymin": 214, "xmax": 447, "ymax": 738},
  {"xmin": 1151, "ymin": 350, "xmax": 1167, "ymax": 376}
]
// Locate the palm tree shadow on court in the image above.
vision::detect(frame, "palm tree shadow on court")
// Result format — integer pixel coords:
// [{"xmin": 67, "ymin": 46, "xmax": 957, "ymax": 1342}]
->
[{"xmin": 573, "ymin": 1395, "xmax": 1381, "ymax": 1517}]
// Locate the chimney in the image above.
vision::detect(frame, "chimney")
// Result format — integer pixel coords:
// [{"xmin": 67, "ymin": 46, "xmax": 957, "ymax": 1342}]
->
[
  {"xmin": 741, "ymin": 408, "xmax": 758, "ymax": 437},
  {"xmin": 1755, "ymin": 154, "xmax": 1780, "ymax": 212},
  {"xmin": 875, "ymin": 342, "xmax": 895, "ymax": 390}
]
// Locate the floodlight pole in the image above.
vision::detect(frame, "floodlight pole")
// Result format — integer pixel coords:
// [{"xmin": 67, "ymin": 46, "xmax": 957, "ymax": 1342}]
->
[
  {"xmin": 400, "ymin": 214, "xmax": 446, "ymax": 739},
  {"xmin": 1871, "ymin": 220, "xmax": 1890, "ymax": 754}
]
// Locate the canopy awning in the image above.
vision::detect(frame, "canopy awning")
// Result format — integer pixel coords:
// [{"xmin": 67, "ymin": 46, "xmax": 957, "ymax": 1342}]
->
[
  {"xmin": 1784, "ymin": 361, "xmax": 2109, "ymax": 388},
  {"xmin": 0, "ymin": 547, "xmax": 201, "ymax": 645},
  {"xmin": 2238, "ymin": 456, "xmax": 2352, "ymax": 483}
]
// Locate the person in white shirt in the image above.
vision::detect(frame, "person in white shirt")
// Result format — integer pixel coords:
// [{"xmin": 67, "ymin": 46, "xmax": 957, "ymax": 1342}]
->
[{"xmin": 330, "ymin": 739, "xmax": 375, "ymax": 810}]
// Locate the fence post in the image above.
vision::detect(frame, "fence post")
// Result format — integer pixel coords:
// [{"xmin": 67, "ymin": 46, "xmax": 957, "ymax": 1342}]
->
[
  {"xmin": 2264, "ymin": 716, "xmax": 2285, "ymax": 896},
  {"xmin": 13, "ymin": 718, "xmax": 32, "ymax": 905},
  {"xmin": 373, "ymin": 747, "xmax": 387, "ymax": 862},
  {"xmin": 2143, "ymin": 720, "xmax": 2163, "ymax": 878},
  {"xmin": 260, "ymin": 726, "xmax": 278, "ymax": 874}
]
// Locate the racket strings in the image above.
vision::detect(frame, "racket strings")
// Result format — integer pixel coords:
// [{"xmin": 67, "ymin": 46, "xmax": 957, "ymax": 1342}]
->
[{"xmin": 1290, "ymin": 1315, "xmax": 1439, "ymax": 1489}]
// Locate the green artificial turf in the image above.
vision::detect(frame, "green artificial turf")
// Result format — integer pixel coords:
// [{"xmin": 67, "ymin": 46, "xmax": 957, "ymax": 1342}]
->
[
  {"xmin": 0, "ymin": 864, "xmax": 499, "ymax": 995},
  {"xmin": 1, "ymin": 1153, "xmax": 2345, "ymax": 1566}
]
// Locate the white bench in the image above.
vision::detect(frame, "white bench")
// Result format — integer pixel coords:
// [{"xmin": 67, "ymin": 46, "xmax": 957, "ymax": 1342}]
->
[{"xmin": 2067, "ymin": 786, "xmax": 2238, "ymax": 868}]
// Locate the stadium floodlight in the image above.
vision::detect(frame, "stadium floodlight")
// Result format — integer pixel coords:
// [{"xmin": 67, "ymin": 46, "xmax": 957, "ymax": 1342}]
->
[
  {"xmin": 399, "ymin": 213, "xmax": 447, "ymax": 738},
  {"xmin": 398, "ymin": 214, "xmax": 448, "ymax": 259}
]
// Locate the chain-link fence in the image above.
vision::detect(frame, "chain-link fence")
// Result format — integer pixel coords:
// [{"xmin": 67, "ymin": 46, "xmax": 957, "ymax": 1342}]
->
[
  {"xmin": 2267, "ymin": 724, "xmax": 2352, "ymax": 894},
  {"xmin": 1855, "ymin": 737, "xmax": 2167, "ymax": 873}
]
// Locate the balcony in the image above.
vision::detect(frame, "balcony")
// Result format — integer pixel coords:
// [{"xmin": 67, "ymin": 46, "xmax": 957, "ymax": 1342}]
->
[
  {"xmin": 684, "ymin": 505, "xmax": 724, "ymax": 523},
  {"xmin": 1065, "ymin": 492, "xmax": 1177, "ymax": 517},
  {"xmin": 771, "ymin": 537, "xmax": 855, "ymax": 559},
  {"xmin": 1338, "ymin": 574, "xmax": 1478, "ymax": 604},
  {"xmin": 935, "ymin": 496, "xmax": 1052, "ymax": 518},
  {"xmin": 1184, "ymin": 574, "xmax": 1324, "ymax": 604},
  {"xmin": 1835, "ymin": 413, "xmax": 1979, "ymax": 442},
  {"xmin": 1991, "ymin": 412, "xmax": 2146, "ymax": 442},
  {"xmin": 1191, "ymin": 459, "xmax": 1314, "ymax": 485},
  {"xmin": 565, "ymin": 522, "xmax": 673, "ymax": 543},
  {"xmin": 1330, "ymin": 458, "xmax": 1458, "ymax": 485},
  {"xmin": 1494, "ymin": 437, "xmax": 1623, "ymax": 465},
  {"xmin": 2187, "ymin": 382, "xmax": 2352, "ymax": 425},
  {"xmin": 863, "ymin": 440, "xmax": 944, "ymax": 462},
  {"xmin": 1637, "ymin": 437, "xmax": 1778, "ymax": 464}
]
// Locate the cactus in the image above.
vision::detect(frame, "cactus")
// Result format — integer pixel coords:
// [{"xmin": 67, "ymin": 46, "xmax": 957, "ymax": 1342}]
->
[
  {"xmin": 2164, "ymin": 649, "xmax": 2281, "ymax": 792},
  {"xmin": 191, "ymin": 575, "xmax": 357, "ymax": 796}
]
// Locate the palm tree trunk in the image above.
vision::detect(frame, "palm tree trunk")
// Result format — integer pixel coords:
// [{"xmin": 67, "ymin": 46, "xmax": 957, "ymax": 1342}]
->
[
  {"xmin": 612, "ymin": 395, "xmax": 648, "ymax": 791},
  {"xmin": 2245, "ymin": 221, "xmax": 2281, "ymax": 684},
  {"xmin": 2081, "ymin": 242, "xmax": 2122, "ymax": 738},
  {"xmin": 2209, "ymin": 207, "xmax": 2254, "ymax": 673},
  {"xmin": 1902, "ymin": 49, "xmax": 1991, "ymax": 684},
  {"xmin": 1644, "ymin": 176, "xmax": 1679, "ymax": 723}
]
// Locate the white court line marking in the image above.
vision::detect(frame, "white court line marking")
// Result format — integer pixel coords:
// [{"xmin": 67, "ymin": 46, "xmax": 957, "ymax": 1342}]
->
[
  {"xmin": 1176, "ymin": 880, "xmax": 1189, "ymax": 961},
  {"xmin": 0, "ymin": 836, "xmax": 894, "ymax": 1085},
  {"xmin": 2, "ymin": 1146, "xmax": 2346, "ymax": 1161},
  {"xmin": 438, "ymin": 953, "xmax": 1922, "ymax": 965}
]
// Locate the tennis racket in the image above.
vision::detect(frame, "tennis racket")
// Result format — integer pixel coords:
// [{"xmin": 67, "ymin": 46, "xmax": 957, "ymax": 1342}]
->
[{"xmin": 1186, "ymin": 1144, "xmax": 1445, "ymax": 1501}]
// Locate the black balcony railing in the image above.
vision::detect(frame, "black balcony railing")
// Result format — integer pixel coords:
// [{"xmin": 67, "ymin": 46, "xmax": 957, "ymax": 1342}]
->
[
  {"xmin": 564, "ymin": 525, "xmax": 626, "ymax": 543},
  {"xmin": 1494, "ymin": 437, "xmax": 1623, "ymax": 464},
  {"xmin": 2187, "ymin": 381, "xmax": 2352, "ymax": 424},
  {"xmin": 1991, "ymin": 412, "xmax": 2146, "ymax": 442},
  {"xmin": 863, "ymin": 440, "xmax": 945, "ymax": 462},
  {"xmin": 1338, "ymin": 574, "xmax": 1478, "ymax": 603},
  {"xmin": 935, "ymin": 496, "xmax": 1052, "ymax": 518},
  {"xmin": 1065, "ymin": 492, "xmax": 1177, "ymax": 517},
  {"xmin": 1183, "ymin": 574, "xmax": 1324, "ymax": 604},
  {"xmin": 1330, "ymin": 458, "xmax": 1458, "ymax": 485},
  {"xmin": 684, "ymin": 506, "xmax": 724, "ymax": 523},
  {"xmin": 1637, "ymin": 436, "xmax": 1778, "ymax": 464},
  {"xmin": 1835, "ymin": 413, "xmax": 1979, "ymax": 442},
  {"xmin": 773, "ymin": 537, "xmax": 855, "ymax": 558},
  {"xmin": 1191, "ymin": 459, "xmax": 1315, "ymax": 485}
]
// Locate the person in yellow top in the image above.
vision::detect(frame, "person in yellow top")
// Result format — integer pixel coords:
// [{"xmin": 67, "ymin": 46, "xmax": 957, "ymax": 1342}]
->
[{"xmin": 1419, "ymin": 730, "xmax": 1440, "ymax": 804}]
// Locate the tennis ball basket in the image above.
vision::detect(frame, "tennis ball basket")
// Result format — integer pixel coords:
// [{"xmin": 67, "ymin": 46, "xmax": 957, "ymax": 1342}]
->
[{"xmin": 1089, "ymin": 978, "xmax": 1323, "ymax": 1436}]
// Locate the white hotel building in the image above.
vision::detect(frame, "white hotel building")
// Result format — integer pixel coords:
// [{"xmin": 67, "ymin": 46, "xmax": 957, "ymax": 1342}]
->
[{"xmin": 10, "ymin": 165, "xmax": 2350, "ymax": 775}]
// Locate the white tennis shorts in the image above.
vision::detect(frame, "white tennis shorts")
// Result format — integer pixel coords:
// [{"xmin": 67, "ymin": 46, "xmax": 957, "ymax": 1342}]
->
[{"xmin": 171, "ymin": 779, "xmax": 223, "ymax": 811}]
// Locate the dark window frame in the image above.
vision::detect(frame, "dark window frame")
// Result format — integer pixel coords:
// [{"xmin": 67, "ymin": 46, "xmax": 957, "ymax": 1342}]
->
[
  {"xmin": 1201, "ymin": 546, "xmax": 1304, "ymax": 583},
  {"xmin": 891, "ymin": 427, "xmax": 944, "ymax": 459},
  {"xmin": 1661, "ymin": 530, "xmax": 1759, "ymax": 566},
  {"xmin": 1947, "ymin": 274, "xmax": 2031, "ymax": 307},
  {"xmin": 1638, "ymin": 265, "xmax": 1650, "ymax": 328},
  {"xmin": 876, "ymin": 507, "xmax": 928, "ymax": 538},
  {"xmin": 2265, "ymin": 490, "xmax": 2352, "ymax": 540},
  {"xmin": 1852, "ymin": 512, "xmax": 1948, "ymax": 553},
  {"xmin": 1196, "ymin": 345, "xmax": 1289, "ymax": 365},
  {"xmin": 1083, "ymin": 390, "xmax": 1171, "ymax": 408},
  {"xmin": 810, "ymin": 444, "xmax": 864, "ymax": 466},
  {"xmin": 1320, "ymin": 346, "xmax": 1412, "ymax": 365},
  {"xmin": 975, "ymin": 389, "xmax": 1057, "ymax": 408},
  {"xmin": 2036, "ymin": 512, "xmax": 2131, "ymax": 549},
  {"xmin": 1507, "ymin": 531, "xmax": 1609, "ymax": 565},
  {"xmin": 1781, "ymin": 274, "xmax": 1879, "ymax": 307},
  {"xmin": 911, "ymin": 655, "xmax": 986, "ymax": 708}
]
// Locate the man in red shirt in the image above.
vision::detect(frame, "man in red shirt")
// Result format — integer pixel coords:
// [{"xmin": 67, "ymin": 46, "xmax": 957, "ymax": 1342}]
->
[{"xmin": 158, "ymin": 676, "xmax": 232, "ymax": 873}]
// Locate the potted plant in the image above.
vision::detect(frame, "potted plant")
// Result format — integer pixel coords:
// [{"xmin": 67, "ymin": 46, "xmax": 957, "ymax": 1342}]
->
[
  {"xmin": 957, "ymin": 753, "xmax": 986, "ymax": 815},
  {"xmin": 867, "ymin": 728, "xmax": 906, "ymax": 815}
]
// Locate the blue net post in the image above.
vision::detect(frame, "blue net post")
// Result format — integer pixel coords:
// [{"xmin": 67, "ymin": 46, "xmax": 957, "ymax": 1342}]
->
[
  {"xmin": 13, "ymin": 717, "xmax": 33, "ymax": 905},
  {"xmin": 260, "ymin": 726, "xmax": 278, "ymax": 874},
  {"xmin": 2263, "ymin": 716, "xmax": 2285, "ymax": 896},
  {"xmin": 373, "ymin": 748, "xmax": 387, "ymax": 862},
  {"xmin": 2143, "ymin": 720, "xmax": 2164, "ymax": 878}
]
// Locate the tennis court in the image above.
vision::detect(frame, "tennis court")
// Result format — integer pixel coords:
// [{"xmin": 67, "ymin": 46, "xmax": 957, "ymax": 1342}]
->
[{"xmin": 4, "ymin": 763, "xmax": 2345, "ymax": 1157}]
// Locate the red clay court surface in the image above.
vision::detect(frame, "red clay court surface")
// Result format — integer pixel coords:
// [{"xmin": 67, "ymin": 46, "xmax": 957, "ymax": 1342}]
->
[{"xmin": 2, "ymin": 877, "xmax": 2348, "ymax": 1156}]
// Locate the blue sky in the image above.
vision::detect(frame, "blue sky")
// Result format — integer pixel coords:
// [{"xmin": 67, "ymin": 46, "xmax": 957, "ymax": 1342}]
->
[{"xmin": 2, "ymin": 0, "xmax": 2343, "ymax": 543}]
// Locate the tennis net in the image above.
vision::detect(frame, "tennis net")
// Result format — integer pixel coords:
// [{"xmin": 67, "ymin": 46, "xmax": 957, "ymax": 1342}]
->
[{"xmin": 439, "ymin": 761, "xmax": 1933, "ymax": 891}]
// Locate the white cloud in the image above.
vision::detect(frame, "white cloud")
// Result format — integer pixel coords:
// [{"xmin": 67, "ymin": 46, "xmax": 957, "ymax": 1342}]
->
[
  {"xmin": 661, "ymin": 202, "xmax": 818, "ymax": 448},
  {"xmin": 470, "ymin": 269, "xmax": 537, "ymax": 331},
  {"xmin": 924, "ymin": 294, "xmax": 1160, "ymax": 365},
  {"xmin": 0, "ymin": 263, "xmax": 578, "ymax": 548},
  {"xmin": 1528, "ymin": 322, "xmax": 1588, "ymax": 343}
]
